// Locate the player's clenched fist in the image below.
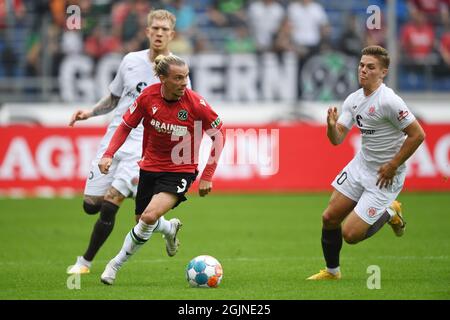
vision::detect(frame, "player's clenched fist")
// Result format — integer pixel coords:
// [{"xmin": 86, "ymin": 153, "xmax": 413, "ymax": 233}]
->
[
  {"xmin": 98, "ymin": 157, "xmax": 113, "ymax": 174},
  {"xmin": 198, "ymin": 180, "xmax": 212, "ymax": 197}
]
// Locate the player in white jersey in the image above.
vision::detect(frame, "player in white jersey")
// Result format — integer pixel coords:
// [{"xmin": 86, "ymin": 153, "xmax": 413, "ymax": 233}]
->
[
  {"xmin": 307, "ymin": 46, "xmax": 426, "ymax": 280},
  {"xmin": 67, "ymin": 10, "xmax": 187, "ymax": 275}
]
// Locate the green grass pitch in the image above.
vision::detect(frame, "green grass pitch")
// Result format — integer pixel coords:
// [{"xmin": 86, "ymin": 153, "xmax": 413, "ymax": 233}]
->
[{"xmin": 0, "ymin": 193, "xmax": 449, "ymax": 300}]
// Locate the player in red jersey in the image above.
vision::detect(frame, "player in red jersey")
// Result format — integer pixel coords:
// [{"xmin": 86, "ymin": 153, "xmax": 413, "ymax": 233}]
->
[{"xmin": 99, "ymin": 54, "xmax": 226, "ymax": 285}]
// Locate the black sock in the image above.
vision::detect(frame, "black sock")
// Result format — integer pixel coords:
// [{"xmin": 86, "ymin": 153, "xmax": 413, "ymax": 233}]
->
[
  {"xmin": 83, "ymin": 201, "xmax": 119, "ymax": 261},
  {"xmin": 321, "ymin": 228, "xmax": 342, "ymax": 269},
  {"xmin": 365, "ymin": 211, "xmax": 390, "ymax": 239}
]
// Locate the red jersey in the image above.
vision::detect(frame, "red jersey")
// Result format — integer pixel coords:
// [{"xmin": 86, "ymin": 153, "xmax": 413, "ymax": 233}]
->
[
  {"xmin": 120, "ymin": 83, "xmax": 223, "ymax": 174},
  {"xmin": 400, "ymin": 23, "xmax": 435, "ymax": 59},
  {"xmin": 441, "ymin": 32, "xmax": 450, "ymax": 53}
]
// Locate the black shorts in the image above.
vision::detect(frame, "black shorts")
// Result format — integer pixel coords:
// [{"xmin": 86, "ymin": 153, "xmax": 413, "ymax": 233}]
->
[{"xmin": 135, "ymin": 169, "xmax": 198, "ymax": 215}]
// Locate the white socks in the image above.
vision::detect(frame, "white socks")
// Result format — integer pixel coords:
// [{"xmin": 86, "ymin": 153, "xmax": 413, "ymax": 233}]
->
[
  {"xmin": 327, "ymin": 267, "xmax": 340, "ymax": 275},
  {"xmin": 154, "ymin": 216, "xmax": 172, "ymax": 236},
  {"xmin": 78, "ymin": 256, "xmax": 92, "ymax": 268},
  {"xmin": 113, "ymin": 220, "xmax": 157, "ymax": 267}
]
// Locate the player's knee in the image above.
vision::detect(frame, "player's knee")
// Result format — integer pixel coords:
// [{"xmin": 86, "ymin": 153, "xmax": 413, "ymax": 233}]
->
[
  {"xmin": 140, "ymin": 210, "xmax": 160, "ymax": 225},
  {"xmin": 83, "ymin": 201, "xmax": 102, "ymax": 215},
  {"xmin": 135, "ymin": 214, "xmax": 141, "ymax": 224},
  {"xmin": 322, "ymin": 211, "xmax": 341, "ymax": 228},
  {"xmin": 342, "ymin": 230, "xmax": 361, "ymax": 245}
]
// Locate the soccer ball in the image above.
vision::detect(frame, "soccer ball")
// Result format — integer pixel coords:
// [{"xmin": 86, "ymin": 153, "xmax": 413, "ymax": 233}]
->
[{"xmin": 186, "ymin": 255, "xmax": 223, "ymax": 288}]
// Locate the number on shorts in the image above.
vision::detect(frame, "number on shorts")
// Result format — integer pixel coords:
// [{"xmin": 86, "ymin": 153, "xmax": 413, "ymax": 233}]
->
[
  {"xmin": 336, "ymin": 171, "xmax": 347, "ymax": 185},
  {"xmin": 176, "ymin": 179, "xmax": 187, "ymax": 193}
]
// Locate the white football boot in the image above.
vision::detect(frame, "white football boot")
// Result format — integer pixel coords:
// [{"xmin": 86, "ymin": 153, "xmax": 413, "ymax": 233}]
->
[
  {"xmin": 66, "ymin": 256, "xmax": 91, "ymax": 274},
  {"xmin": 100, "ymin": 260, "xmax": 120, "ymax": 285},
  {"xmin": 163, "ymin": 218, "xmax": 182, "ymax": 257}
]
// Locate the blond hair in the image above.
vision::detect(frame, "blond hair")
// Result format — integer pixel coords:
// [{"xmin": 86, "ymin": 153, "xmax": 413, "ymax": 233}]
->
[
  {"xmin": 361, "ymin": 45, "xmax": 390, "ymax": 68},
  {"xmin": 147, "ymin": 9, "xmax": 176, "ymax": 29},
  {"xmin": 154, "ymin": 54, "xmax": 186, "ymax": 77}
]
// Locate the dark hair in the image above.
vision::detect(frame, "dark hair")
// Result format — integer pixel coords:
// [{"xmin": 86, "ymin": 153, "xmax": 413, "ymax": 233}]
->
[{"xmin": 361, "ymin": 45, "xmax": 390, "ymax": 68}]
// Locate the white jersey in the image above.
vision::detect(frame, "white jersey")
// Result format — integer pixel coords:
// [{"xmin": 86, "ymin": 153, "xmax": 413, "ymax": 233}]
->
[
  {"xmin": 95, "ymin": 49, "xmax": 155, "ymax": 155},
  {"xmin": 338, "ymin": 83, "xmax": 416, "ymax": 171}
]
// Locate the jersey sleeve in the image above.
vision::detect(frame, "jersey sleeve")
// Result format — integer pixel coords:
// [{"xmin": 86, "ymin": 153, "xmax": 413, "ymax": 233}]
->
[
  {"xmin": 122, "ymin": 93, "xmax": 146, "ymax": 128},
  {"xmin": 384, "ymin": 92, "xmax": 416, "ymax": 130},
  {"xmin": 108, "ymin": 56, "xmax": 127, "ymax": 97},
  {"xmin": 197, "ymin": 96, "xmax": 223, "ymax": 135},
  {"xmin": 337, "ymin": 94, "xmax": 355, "ymax": 129}
]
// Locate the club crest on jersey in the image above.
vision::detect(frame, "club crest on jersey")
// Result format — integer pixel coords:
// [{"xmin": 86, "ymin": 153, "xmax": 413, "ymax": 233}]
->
[
  {"xmin": 129, "ymin": 101, "xmax": 138, "ymax": 114},
  {"xmin": 178, "ymin": 109, "xmax": 188, "ymax": 121},
  {"xmin": 397, "ymin": 110, "xmax": 409, "ymax": 121},
  {"xmin": 368, "ymin": 207, "xmax": 377, "ymax": 217},
  {"xmin": 368, "ymin": 105, "xmax": 376, "ymax": 115}
]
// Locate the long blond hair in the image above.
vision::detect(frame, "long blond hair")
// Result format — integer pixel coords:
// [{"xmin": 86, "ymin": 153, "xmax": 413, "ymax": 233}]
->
[{"xmin": 154, "ymin": 54, "xmax": 186, "ymax": 77}]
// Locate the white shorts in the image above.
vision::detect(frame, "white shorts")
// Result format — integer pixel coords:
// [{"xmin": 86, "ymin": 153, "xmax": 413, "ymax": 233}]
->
[
  {"xmin": 84, "ymin": 149, "xmax": 140, "ymax": 198},
  {"xmin": 331, "ymin": 155, "xmax": 406, "ymax": 225}
]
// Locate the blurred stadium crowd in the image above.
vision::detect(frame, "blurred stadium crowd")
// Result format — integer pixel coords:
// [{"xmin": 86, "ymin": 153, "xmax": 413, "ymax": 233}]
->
[{"xmin": 1, "ymin": 0, "xmax": 450, "ymax": 101}]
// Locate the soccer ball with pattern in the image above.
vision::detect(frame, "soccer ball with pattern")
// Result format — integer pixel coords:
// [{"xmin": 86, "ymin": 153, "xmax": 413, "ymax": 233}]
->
[{"xmin": 186, "ymin": 255, "xmax": 223, "ymax": 288}]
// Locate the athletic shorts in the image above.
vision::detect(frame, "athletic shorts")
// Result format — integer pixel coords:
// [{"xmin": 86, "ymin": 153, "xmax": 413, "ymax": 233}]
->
[
  {"xmin": 331, "ymin": 155, "xmax": 406, "ymax": 225},
  {"xmin": 84, "ymin": 150, "xmax": 141, "ymax": 198},
  {"xmin": 135, "ymin": 170, "xmax": 198, "ymax": 215}
]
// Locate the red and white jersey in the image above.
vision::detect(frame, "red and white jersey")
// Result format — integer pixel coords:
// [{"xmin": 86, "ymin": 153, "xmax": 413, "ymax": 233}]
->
[{"xmin": 122, "ymin": 83, "xmax": 223, "ymax": 173}]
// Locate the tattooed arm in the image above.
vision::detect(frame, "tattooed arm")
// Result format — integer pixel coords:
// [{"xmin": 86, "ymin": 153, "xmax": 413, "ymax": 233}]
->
[{"xmin": 69, "ymin": 94, "xmax": 120, "ymax": 126}]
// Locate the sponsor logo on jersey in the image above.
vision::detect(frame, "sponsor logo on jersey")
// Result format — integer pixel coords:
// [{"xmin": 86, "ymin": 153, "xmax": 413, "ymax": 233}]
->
[
  {"xmin": 125, "ymin": 90, "xmax": 139, "ymax": 99},
  {"xmin": 124, "ymin": 82, "xmax": 148, "ymax": 99},
  {"xmin": 352, "ymin": 105, "xmax": 358, "ymax": 110},
  {"xmin": 368, "ymin": 207, "xmax": 377, "ymax": 217},
  {"xmin": 150, "ymin": 118, "xmax": 187, "ymax": 136},
  {"xmin": 359, "ymin": 128, "xmax": 376, "ymax": 135},
  {"xmin": 368, "ymin": 105, "xmax": 376, "ymax": 115},
  {"xmin": 136, "ymin": 82, "xmax": 147, "ymax": 93},
  {"xmin": 199, "ymin": 99, "xmax": 207, "ymax": 107},
  {"xmin": 211, "ymin": 117, "xmax": 221, "ymax": 129},
  {"xmin": 177, "ymin": 109, "xmax": 188, "ymax": 121},
  {"xmin": 152, "ymin": 106, "xmax": 158, "ymax": 114},
  {"xmin": 397, "ymin": 110, "xmax": 409, "ymax": 121}
]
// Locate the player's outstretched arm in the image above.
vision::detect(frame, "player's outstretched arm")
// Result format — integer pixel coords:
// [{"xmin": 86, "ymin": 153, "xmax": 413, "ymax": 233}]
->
[
  {"xmin": 69, "ymin": 93, "xmax": 120, "ymax": 126},
  {"xmin": 376, "ymin": 120, "xmax": 425, "ymax": 188},
  {"xmin": 199, "ymin": 127, "xmax": 226, "ymax": 197},
  {"xmin": 326, "ymin": 107, "xmax": 349, "ymax": 145}
]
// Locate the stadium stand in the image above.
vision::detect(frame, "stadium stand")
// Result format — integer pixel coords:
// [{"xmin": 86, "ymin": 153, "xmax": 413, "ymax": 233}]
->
[{"xmin": 0, "ymin": 0, "xmax": 449, "ymax": 103}]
